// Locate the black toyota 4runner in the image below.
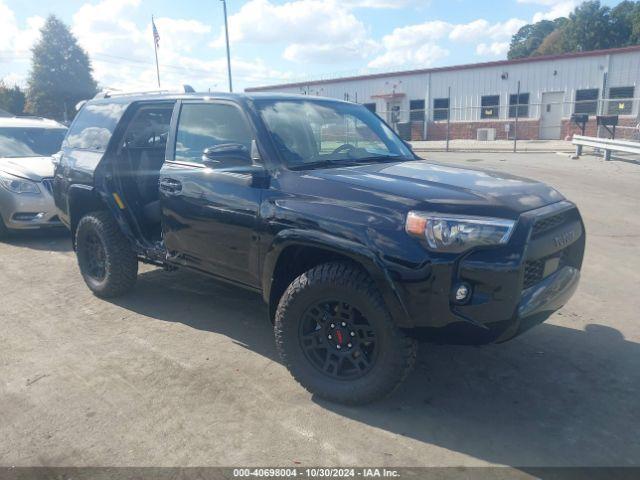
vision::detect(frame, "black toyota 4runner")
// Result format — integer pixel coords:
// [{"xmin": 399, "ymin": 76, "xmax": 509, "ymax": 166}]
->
[{"xmin": 53, "ymin": 91, "xmax": 585, "ymax": 404}]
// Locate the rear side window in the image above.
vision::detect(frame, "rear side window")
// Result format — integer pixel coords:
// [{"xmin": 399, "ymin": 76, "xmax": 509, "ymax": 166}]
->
[{"xmin": 64, "ymin": 102, "xmax": 127, "ymax": 151}]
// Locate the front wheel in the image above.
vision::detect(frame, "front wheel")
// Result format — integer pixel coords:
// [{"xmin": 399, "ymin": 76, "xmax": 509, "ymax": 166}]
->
[
  {"xmin": 275, "ymin": 262, "xmax": 417, "ymax": 405},
  {"xmin": 75, "ymin": 211, "xmax": 138, "ymax": 298}
]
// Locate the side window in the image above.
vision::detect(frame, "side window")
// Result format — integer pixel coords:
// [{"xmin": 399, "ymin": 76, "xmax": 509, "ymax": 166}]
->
[
  {"xmin": 123, "ymin": 105, "xmax": 173, "ymax": 148},
  {"xmin": 480, "ymin": 95, "xmax": 500, "ymax": 119},
  {"xmin": 174, "ymin": 103, "xmax": 253, "ymax": 165},
  {"xmin": 65, "ymin": 102, "xmax": 127, "ymax": 151},
  {"xmin": 574, "ymin": 88, "xmax": 599, "ymax": 115}
]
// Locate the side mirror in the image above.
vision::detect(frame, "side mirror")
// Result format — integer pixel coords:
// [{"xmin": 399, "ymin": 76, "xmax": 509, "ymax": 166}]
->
[{"xmin": 202, "ymin": 143, "xmax": 251, "ymax": 168}]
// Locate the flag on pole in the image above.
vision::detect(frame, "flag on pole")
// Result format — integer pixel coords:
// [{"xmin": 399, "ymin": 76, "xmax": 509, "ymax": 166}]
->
[{"xmin": 152, "ymin": 17, "xmax": 160, "ymax": 49}]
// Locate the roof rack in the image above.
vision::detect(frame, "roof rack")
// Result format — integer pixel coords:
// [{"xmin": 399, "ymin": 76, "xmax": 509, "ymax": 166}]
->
[
  {"xmin": 94, "ymin": 84, "xmax": 196, "ymax": 99},
  {"xmin": 12, "ymin": 115, "xmax": 47, "ymax": 120}
]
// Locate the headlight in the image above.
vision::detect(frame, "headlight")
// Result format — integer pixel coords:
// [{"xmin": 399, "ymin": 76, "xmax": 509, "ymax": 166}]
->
[
  {"xmin": 406, "ymin": 211, "xmax": 515, "ymax": 253},
  {"xmin": 0, "ymin": 171, "xmax": 41, "ymax": 194}
]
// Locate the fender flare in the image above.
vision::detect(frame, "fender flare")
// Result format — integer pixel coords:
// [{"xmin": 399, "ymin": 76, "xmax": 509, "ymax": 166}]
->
[{"xmin": 262, "ymin": 229, "xmax": 413, "ymax": 327}]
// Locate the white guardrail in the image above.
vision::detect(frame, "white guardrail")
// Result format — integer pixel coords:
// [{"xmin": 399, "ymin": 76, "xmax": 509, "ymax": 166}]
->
[{"xmin": 572, "ymin": 134, "xmax": 640, "ymax": 160}]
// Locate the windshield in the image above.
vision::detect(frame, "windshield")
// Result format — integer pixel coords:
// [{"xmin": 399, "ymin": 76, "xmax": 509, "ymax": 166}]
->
[
  {"xmin": 0, "ymin": 127, "xmax": 67, "ymax": 158},
  {"xmin": 255, "ymin": 100, "xmax": 414, "ymax": 169}
]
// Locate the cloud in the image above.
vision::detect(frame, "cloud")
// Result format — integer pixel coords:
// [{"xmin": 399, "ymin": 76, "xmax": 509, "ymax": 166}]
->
[
  {"xmin": 450, "ymin": 18, "xmax": 526, "ymax": 42},
  {"xmin": 517, "ymin": 0, "xmax": 579, "ymax": 22},
  {"xmin": 211, "ymin": 0, "xmax": 378, "ymax": 64},
  {"xmin": 476, "ymin": 42, "xmax": 511, "ymax": 57},
  {"xmin": 368, "ymin": 43, "xmax": 449, "ymax": 69},
  {"xmin": 68, "ymin": 0, "xmax": 292, "ymax": 91},
  {"xmin": 340, "ymin": 0, "xmax": 417, "ymax": 8},
  {"xmin": 0, "ymin": 0, "xmax": 45, "ymax": 84},
  {"xmin": 367, "ymin": 16, "xmax": 525, "ymax": 68}
]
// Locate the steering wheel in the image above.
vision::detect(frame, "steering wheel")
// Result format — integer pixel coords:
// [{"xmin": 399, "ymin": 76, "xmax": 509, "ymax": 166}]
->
[{"xmin": 330, "ymin": 143, "xmax": 357, "ymax": 156}]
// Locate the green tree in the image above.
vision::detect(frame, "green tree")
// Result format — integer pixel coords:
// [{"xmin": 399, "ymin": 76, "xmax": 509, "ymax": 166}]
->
[
  {"xmin": 508, "ymin": 18, "xmax": 568, "ymax": 59},
  {"xmin": 610, "ymin": 1, "xmax": 636, "ymax": 45},
  {"xmin": 534, "ymin": 29, "xmax": 567, "ymax": 56},
  {"xmin": 508, "ymin": 20, "xmax": 558, "ymax": 59},
  {"xmin": 26, "ymin": 15, "xmax": 97, "ymax": 122},
  {"xmin": 0, "ymin": 81, "xmax": 26, "ymax": 115},
  {"xmin": 508, "ymin": 1, "xmax": 640, "ymax": 59},
  {"xmin": 561, "ymin": 1, "xmax": 614, "ymax": 51},
  {"xmin": 629, "ymin": 2, "xmax": 640, "ymax": 43}
]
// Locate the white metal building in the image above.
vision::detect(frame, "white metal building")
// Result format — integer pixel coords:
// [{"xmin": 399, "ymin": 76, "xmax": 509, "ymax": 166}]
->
[{"xmin": 246, "ymin": 46, "xmax": 640, "ymax": 141}]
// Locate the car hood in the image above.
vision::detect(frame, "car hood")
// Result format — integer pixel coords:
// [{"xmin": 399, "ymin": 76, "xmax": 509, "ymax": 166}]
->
[
  {"xmin": 0, "ymin": 156, "xmax": 54, "ymax": 182},
  {"xmin": 313, "ymin": 160, "xmax": 565, "ymax": 216}
]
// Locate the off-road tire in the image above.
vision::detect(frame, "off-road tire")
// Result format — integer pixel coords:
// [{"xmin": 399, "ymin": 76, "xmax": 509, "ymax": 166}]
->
[
  {"xmin": 75, "ymin": 211, "xmax": 138, "ymax": 298},
  {"xmin": 274, "ymin": 262, "xmax": 417, "ymax": 405}
]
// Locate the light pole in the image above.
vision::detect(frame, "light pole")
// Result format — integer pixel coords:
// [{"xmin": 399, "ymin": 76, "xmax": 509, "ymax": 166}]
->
[{"xmin": 221, "ymin": 0, "xmax": 233, "ymax": 93}]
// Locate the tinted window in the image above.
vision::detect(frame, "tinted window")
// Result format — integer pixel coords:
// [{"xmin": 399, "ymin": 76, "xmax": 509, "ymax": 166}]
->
[
  {"xmin": 0, "ymin": 127, "xmax": 67, "ymax": 157},
  {"xmin": 608, "ymin": 86, "xmax": 634, "ymax": 115},
  {"xmin": 575, "ymin": 89, "xmax": 598, "ymax": 115},
  {"xmin": 363, "ymin": 103, "xmax": 376, "ymax": 113},
  {"xmin": 122, "ymin": 105, "xmax": 173, "ymax": 148},
  {"xmin": 433, "ymin": 98, "xmax": 449, "ymax": 121},
  {"xmin": 175, "ymin": 103, "xmax": 253, "ymax": 164},
  {"xmin": 481, "ymin": 95, "xmax": 500, "ymax": 119},
  {"xmin": 65, "ymin": 102, "xmax": 127, "ymax": 151},
  {"xmin": 409, "ymin": 99, "xmax": 425, "ymax": 121},
  {"xmin": 509, "ymin": 93, "xmax": 529, "ymax": 118}
]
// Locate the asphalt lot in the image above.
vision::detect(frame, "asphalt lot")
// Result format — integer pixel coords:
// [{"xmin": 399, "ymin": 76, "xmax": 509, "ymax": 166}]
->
[{"xmin": 1, "ymin": 151, "xmax": 639, "ymax": 468}]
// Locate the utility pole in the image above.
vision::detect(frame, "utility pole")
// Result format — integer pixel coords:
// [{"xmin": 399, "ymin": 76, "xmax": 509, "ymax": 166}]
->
[{"xmin": 221, "ymin": 0, "xmax": 233, "ymax": 92}]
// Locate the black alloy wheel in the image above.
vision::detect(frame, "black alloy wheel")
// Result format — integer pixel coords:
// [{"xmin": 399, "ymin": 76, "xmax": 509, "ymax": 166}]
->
[{"xmin": 299, "ymin": 300, "xmax": 378, "ymax": 380}]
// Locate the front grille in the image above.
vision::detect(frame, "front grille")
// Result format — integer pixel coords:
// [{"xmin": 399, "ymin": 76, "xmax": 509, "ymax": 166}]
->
[
  {"xmin": 531, "ymin": 211, "xmax": 568, "ymax": 238},
  {"xmin": 41, "ymin": 178, "xmax": 54, "ymax": 195},
  {"xmin": 523, "ymin": 258, "xmax": 545, "ymax": 289},
  {"xmin": 523, "ymin": 245, "xmax": 576, "ymax": 289}
]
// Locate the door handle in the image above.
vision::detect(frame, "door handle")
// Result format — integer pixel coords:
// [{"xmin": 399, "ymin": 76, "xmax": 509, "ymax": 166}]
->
[{"xmin": 159, "ymin": 178, "xmax": 182, "ymax": 195}]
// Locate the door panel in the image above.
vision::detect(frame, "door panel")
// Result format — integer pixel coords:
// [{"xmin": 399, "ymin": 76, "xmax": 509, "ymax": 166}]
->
[
  {"xmin": 539, "ymin": 92, "xmax": 564, "ymax": 140},
  {"xmin": 160, "ymin": 101, "xmax": 263, "ymax": 287}
]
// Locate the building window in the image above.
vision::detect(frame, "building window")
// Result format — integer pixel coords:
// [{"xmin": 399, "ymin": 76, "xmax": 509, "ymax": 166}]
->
[
  {"xmin": 574, "ymin": 88, "xmax": 599, "ymax": 115},
  {"xmin": 481, "ymin": 95, "xmax": 500, "ymax": 119},
  {"xmin": 509, "ymin": 93, "xmax": 529, "ymax": 118},
  {"xmin": 409, "ymin": 99, "xmax": 425, "ymax": 121},
  {"xmin": 433, "ymin": 98, "xmax": 449, "ymax": 121},
  {"xmin": 363, "ymin": 103, "xmax": 376, "ymax": 113},
  {"xmin": 607, "ymin": 86, "xmax": 634, "ymax": 115}
]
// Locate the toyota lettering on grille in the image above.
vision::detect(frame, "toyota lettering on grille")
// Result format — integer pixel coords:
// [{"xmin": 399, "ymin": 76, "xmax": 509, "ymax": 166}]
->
[{"xmin": 553, "ymin": 229, "xmax": 575, "ymax": 248}]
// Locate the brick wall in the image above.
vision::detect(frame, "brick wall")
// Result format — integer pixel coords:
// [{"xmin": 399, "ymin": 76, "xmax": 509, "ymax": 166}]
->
[
  {"xmin": 411, "ymin": 117, "xmax": 638, "ymax": 141},
  {"xmin": 561, "ymin": 116, "xmax": 639, "ymax": 140},
  {"xmin": 423, "ymin": 119, "xmax": 540, "ymax": 141}
]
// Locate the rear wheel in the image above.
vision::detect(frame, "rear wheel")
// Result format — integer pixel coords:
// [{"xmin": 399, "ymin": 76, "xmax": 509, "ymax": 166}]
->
[
  {"xmin": 75, "ymin": 211, "xmax": 138, "ymax": 298},
  {"xmin": 275, "ymin": 262, "xmax": 417, "ymax": 405}
]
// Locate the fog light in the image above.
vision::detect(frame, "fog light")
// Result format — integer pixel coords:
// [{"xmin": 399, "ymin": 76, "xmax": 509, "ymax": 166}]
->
[{"xmin": 454, "ymin": 283, "xmax": 471, "ymax": 303}]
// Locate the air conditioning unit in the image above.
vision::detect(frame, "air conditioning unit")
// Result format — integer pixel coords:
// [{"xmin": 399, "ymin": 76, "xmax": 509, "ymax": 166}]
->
[{"xmin": 477, "ymin": 128, "xmax": 496, "ymax": 141}]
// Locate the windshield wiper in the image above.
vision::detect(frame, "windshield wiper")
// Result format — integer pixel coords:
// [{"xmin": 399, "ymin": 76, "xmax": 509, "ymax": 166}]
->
[
  {"xmin": 289, "ymin": 159, "xmax": 360, "ymax": 171},
  {"xmin": 352, "ymin": 155, "xmax": 405, "ymax": 164}
]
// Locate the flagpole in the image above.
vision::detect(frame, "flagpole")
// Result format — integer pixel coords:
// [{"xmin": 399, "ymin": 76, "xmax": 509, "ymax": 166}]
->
[
  {"xmin": 152, "ymin": 15, "xmax": 161, "ymax": 88},
  {"xmin": 221, "ymin": 0, "xmax": 233, "ymax": 93}
]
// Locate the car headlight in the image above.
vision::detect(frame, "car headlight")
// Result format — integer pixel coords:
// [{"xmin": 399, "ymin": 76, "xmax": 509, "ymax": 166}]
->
[
  {"xmin": 0, "ymin": 171, "xmax": 41, "ymax": 195},
  {"xmin": 406, "ymin": 211, "xmax": 516, "ymax": 253}
]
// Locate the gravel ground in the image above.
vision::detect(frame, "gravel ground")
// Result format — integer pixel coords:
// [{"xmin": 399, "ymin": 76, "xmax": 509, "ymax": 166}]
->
[{"xmin": 1, "ymin": 151, "xmax": 639, "ymax": 468}]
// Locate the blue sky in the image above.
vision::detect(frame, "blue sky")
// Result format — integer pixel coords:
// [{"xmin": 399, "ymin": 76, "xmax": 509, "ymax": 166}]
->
[{"xmin": 0, "ymin": 0, "xmax": 625, "ymax": 92}]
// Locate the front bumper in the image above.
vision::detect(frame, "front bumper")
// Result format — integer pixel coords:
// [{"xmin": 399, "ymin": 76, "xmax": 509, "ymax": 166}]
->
[
  {"xmin": 0, "ymin": 179, "xmax": 62, "ymax": 230},
  {"xmin": 391, "ymin": 201, "xmax": 585, "ymax": 344},
  {"xmin": 495, "ymin": 265, "xmax": 580, "ymax": 343}
]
